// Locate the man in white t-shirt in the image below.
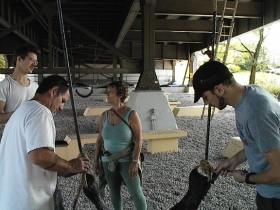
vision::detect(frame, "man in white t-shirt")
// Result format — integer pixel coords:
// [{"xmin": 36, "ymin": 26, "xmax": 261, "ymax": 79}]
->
[
  {"xmin": 0, "ymin": 75, "xmax": 90, "ymax": 210},
  {"xmin": 0, "ymin": 44, "xmax": 67, "ymax": 210},
  {"xmin": 0, "ymin": 43, "xmax": 40, "ymax": 124}
]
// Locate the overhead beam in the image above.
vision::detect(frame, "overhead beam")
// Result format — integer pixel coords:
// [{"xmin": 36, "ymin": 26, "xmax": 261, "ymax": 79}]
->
[
  {"xmin": 0, "ymin": 10, "xmax": 45, "ymax": 39},
  {"xmin": 0, "ymin": 18, "xmax": 38, "ymax": 47},
  {"xmin": 0, "ymin": 68, "xmax": 140, "ymax": 74},
  {"xmin": 234, "ymin": 18, "xmax": 264, "ymax": 37},
  {"xmin": 115, "ymin": 0, "xmax": 140, "ymax": 48},
  {"xmin": 155, "ymin": 0, "xmax": 262, "ymax": 18},
  {"xmin": 120, "ymin": 42, "xmax": 189, "ymax": 60},
  {"xmin": 264, "ymin": 0, "xmax": 280, "ymax": 25},
  {"xmin": 125, "ymin": 31, "xmax": 206, "ymax": 42},
  {"xmin": 136, "ymin": 0, "xmax": 161, "ymax": 90},
  {"xmin": 33, "ymin": 0, "xmax": 140, "ymax": 68},
  {"xmin": 131, "ymin": 19, "xmax": 215, "ymax": 32}
]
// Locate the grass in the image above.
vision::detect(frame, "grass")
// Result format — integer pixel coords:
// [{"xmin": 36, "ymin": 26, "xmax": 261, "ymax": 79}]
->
[
  {"xmin": 233, "ymin": 71, "xmax": 280, "ymax": 98},
  {"xmin": 233, "ymin": 71, "xmax": 280, "ymax": 85}
]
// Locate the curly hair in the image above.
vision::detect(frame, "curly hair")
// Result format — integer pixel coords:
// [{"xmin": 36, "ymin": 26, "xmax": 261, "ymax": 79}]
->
[{"xmin": 107, "ymin": 81, "xmax": 129, "ymax": 103}]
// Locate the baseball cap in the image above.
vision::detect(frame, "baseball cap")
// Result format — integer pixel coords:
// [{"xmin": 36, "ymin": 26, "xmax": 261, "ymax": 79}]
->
[{"xmin": 193, "ymin": 61, "xmax": 232, "ymax": 103}]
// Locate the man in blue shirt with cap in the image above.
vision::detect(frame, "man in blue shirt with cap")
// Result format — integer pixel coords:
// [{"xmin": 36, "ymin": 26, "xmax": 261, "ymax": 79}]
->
[{"xmin": 193, "ymin": 61, "xmax": 280, "ymax": 210}]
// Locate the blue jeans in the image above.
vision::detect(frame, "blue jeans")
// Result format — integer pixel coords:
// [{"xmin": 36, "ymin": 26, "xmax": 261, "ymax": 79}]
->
[{"xmin": 102, "ymin": 161, "xmax": 147, "ymax": 210}]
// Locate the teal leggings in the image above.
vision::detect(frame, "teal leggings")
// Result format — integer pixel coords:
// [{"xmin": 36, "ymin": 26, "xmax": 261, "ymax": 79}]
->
[{"xmin": 102, "ymin": 161, "xmax": 147, "ymax": 210}]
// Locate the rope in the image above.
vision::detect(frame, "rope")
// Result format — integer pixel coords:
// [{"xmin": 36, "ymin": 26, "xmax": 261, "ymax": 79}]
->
[
  {"xmin": 204, "ymin": 0, "xmax": 218, "ymax": 161},
  {"xmin": 213, "ymin": 0, "xmax": 217, "ymax": 12},
  {"xmin": 56, "ymin": 0, "xmax": 88, "ymax": 209},
  {"xmin": 194, "ymin": 159, "xmax": 215, "ymax": 182},
  {"xmin": 56, "ymin": 0, "xmax": 82, "ymax": 153},
  {"xmin": 73, "ymin": 174, "xmax": 87, "ymax": 209},
  {"xmin": 211, "ymin": 0, "xmax": 218, "ymax": 61}
]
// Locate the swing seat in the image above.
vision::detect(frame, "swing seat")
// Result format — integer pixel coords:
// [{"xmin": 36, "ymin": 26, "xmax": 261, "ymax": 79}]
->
[
  {"xmin": 170, "ymin": 168, "xmax": 217, "ymax": 210},
  {"xmin": 75, "ymin": 89, "xmax": 93, "ymax": 98}
]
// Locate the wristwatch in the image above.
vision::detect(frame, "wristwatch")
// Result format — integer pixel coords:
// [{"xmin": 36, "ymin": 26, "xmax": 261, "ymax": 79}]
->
[{"xmin": 245, "ymin": 172, "xmax": 256, "ymax": 184}]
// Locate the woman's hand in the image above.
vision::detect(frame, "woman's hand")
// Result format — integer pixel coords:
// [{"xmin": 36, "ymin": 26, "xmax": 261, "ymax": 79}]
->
[{"xmin": 128, "ymin": 161, "xmax": 138, "ymax": 179}]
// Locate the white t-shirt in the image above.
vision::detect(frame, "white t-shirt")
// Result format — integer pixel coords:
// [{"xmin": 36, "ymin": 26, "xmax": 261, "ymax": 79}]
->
[
  {"xmin": 0, "ymin": 75, "xmax": 38, "ymax": 112},
  {"xmin": 0, "ymin": 100, "xmax": 57, "ymax": 210}
]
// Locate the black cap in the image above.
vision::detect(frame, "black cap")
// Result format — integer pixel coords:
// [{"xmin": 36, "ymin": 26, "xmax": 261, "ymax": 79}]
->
[{"xmin": 193, "ymin": 61, "xmax": 232, "ymax": 103}]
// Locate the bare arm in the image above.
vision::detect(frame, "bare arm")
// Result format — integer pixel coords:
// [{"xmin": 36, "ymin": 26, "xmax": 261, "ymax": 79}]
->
[
  {"xmin": 229, "ymin": 148, "xmax": 280, "ymax": 184},
  {"xmin": 28, "ymin": 147, "xmax": 89, "ymax": 177},
  {"xmin": 257, "ymin": 148, "xmax": 280, "ymax": 184},
  {"xmin": 129, "ymin": 110, "xmax": 143, "ymax": 161},
  {"xmin": 128, "ymin": 110, "xmax": 143, "ymax": 179},
  {"xmin": 0, "ymin": 101, "xmax": 14, "ymax": 124},
  {"xmin": 215, "ymin": 149, "xmax": 247, "ymax": 176}
]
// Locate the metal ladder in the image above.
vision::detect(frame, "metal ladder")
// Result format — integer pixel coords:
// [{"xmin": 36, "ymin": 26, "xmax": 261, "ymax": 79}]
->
[
  {"xmin": 214, "ymin": 0, "xmax": 239, "ymax": 63},
  {"xmin": 182, "ymin": 60, "xmax": 190, "ymax": 85}
]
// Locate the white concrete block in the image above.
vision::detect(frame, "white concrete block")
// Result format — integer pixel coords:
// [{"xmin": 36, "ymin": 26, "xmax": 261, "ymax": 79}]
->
[{"xmin": 223, "ymin": 137, "xmax": 244, "ymax": 159}]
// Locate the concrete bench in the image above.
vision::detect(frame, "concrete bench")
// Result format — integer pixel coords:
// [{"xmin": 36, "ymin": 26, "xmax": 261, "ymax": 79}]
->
[
  {"xmin": 164, "ymin": 92, "xmax": 171, "ymax": 100},
  {"xmin": 169, "ymin": 101, "xmax": 181, "ymax": 111},
  {"xmin": 102, "ymin": 92, "xmax": 171, "ymax": 103},
  {"xmin": 223, "ymin": 137, "xmax": 244, "ymax": 159},
  {"xmin": 103, "ymin": 96, "xmax": 129, "ymax": 103},
  {"xmin": 83, "ymin": 100, "xmax": 181, "ymax": 116},
  {"xmin": 172, "ymin": 105, "xmax": 219, "ymax": 117},
  {"xmin": 55, "ymin": 133, "xmax": 99, "ymax": 160},
  {"xmin": 83, "ymin": 106, "xmax": 111, "ymax": 116},
  {"xmin": 55, "ymin": 129, "xmax": 187, "ymax": 160}
]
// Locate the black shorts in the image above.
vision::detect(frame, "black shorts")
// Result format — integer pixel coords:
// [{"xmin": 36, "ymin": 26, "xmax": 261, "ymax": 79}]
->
[{"xmin": 256, "ymin": 192, "xmax": 280, "ymax": 210}]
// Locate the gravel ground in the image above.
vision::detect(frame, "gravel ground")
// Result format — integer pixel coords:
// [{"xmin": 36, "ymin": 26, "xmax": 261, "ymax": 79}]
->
[{"xmin": 55, "ymin": 92, "xmax": 258, "ymax": 210}]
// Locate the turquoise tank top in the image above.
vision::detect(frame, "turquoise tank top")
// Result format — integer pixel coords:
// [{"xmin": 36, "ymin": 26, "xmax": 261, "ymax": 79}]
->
[{"xmin": 101, "ymin": 109, "xmax": 134, "ymax": 162}]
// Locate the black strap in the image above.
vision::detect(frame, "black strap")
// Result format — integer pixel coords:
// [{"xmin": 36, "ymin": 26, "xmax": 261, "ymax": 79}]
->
[
  {"xmin": 245, "ymin": 172, "xmax": 257, "ymax": 185},
  {"xmin": 110, "ymin": 109, "xmax": 144, "ymax": 162},
  {"xmin": 110, "ymin": 109, "xmax": 135, "ymax": 139},
  {"xmin": 110, "ymin": 109, "xmax": 130, "ymax": 127}
]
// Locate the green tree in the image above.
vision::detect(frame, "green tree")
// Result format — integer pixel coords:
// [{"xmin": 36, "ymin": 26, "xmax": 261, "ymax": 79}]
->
[
  {"xmin": 0, "ymin": 55, "xmax": 5, "ymax": 68},
  {"xmin": 239, "ymin": 29, "xmax": 266, "ymax": 83},
  {"xmin": 216, "ymin": 28, "xmax": 270, "ymax": 84}
]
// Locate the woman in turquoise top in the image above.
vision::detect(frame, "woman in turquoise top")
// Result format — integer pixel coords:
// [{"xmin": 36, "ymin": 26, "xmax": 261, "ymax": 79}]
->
[{"xmin": 94, "ymin": 81, "xmax": 147, "ymax": 210}]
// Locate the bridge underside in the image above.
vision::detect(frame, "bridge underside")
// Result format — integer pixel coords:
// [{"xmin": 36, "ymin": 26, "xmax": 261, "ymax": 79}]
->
[{"xmin": 0, "ymin": 0, "xmax": 279, "ymax": 86}]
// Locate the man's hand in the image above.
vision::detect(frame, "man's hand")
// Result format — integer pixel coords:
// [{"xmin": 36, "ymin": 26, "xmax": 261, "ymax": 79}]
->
[
  {"xmin": 69, "ymin": 153, "xmax": 90, "ymax": 174},
  {"xmin": 215, "ymin": 159, "xmax": 237, "ymax": 176},
  {"xmin": 215, "ymin": 150, "xmax": 246, "ymax": 177}
]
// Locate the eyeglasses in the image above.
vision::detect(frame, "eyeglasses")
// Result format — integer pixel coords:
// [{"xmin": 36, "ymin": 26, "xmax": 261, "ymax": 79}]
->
[{"xmin": 20, "ymin": 55, "xmax": 38, "ymax": 66}]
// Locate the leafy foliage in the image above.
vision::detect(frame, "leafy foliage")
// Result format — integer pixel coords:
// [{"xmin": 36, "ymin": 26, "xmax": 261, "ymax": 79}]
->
[
  {"xmin": 234, "ymin": 71, "xmax": 280, "ymax": 98},
  {"xmin": 227, "ymin": 64, "xmax": 241, "ymax": 73},
  {"xmin": 214, "ymin": 28, "xmax": 270, "ymax": 74},
  {"xmin": 0, "ymin": 55, "xmax": 5, "ymax": 68},
  {"xmin": 255, "ymin": 74, "xmax": 280, "ymax": 98}
]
